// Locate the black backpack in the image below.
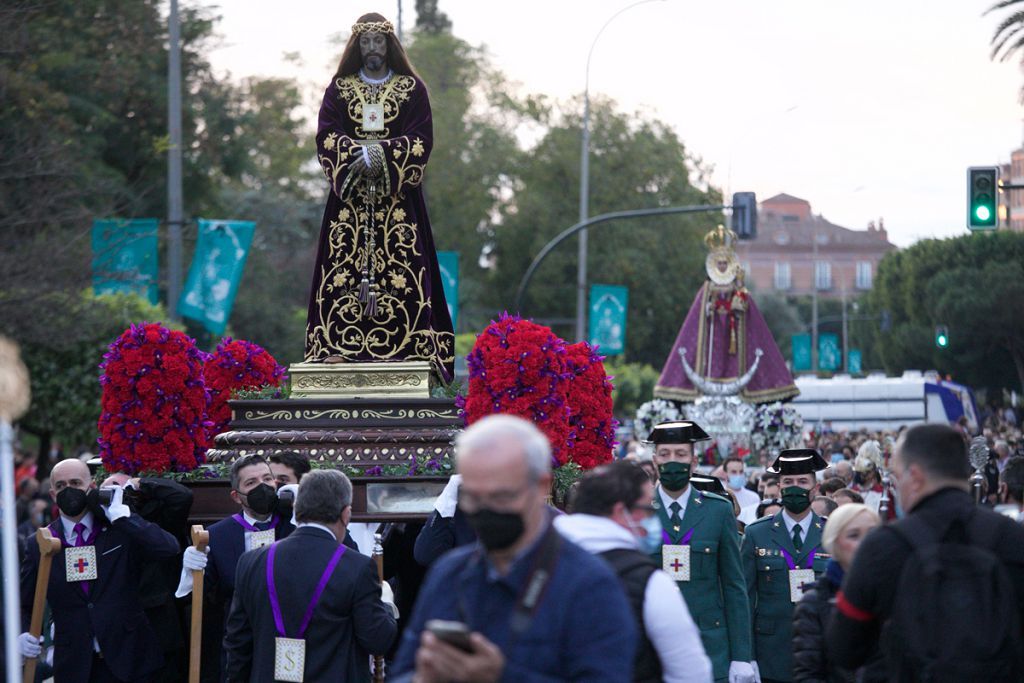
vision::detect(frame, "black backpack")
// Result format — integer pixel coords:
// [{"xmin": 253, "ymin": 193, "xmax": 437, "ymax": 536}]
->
[{"xmin": 886, "ymin": 510, "xmax": 1024, "ymax": 682}]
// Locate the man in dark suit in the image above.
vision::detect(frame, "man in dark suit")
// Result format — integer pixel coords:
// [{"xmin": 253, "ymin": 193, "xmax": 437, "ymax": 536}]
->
[
  {"xmin": 176, "ymin": 454, "xmax": 296, "ymax": 682},
  {"xmin": 224, "ymin": 469, "xmax": 398, "ymax": 682},
  {"xmin": 413, "ymin": 474, "xmax": 477, "ymax": 566},
  {"xmin": 19, "ymin": 458, "xmax": 180, "ymax": 683}
]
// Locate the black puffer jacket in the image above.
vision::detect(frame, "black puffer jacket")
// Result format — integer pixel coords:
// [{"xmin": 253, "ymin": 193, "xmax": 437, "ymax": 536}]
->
[{"xmin": 793, "ymin": 571, "xmax": 886, "ymax": 682}]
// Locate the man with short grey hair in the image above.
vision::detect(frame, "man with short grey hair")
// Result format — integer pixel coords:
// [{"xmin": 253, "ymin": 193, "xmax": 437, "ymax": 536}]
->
[
  {"xmin": 225, "ymin": 469, "xmax": 397, "ymax": 682},
  {"xmin": 393, "ymin": 414, "xmax": 637, "ymax": 682}
]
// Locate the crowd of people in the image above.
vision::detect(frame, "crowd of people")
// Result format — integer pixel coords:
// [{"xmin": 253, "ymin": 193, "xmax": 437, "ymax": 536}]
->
[{"xmin": 6, "ymin": 403, "xmax": 1024, "ymax": 682}]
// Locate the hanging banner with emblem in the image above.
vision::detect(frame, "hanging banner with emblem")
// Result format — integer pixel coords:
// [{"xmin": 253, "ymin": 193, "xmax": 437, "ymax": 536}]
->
[
  {"xmin": 791, "ymin": 333, "xmax": 811, "ymax": 372},
  {"xmin": 91, "ymin": 218, "xmax": 159, "ymax": 304},
  {"xmin": 588, "ymin": 284, "xmax": 628, "ymax": 356},
  {"xmin": 818, "ymin": 333, "xmax": 841, "ymax": 372},
  {"xmin": 436, "ymin": 251, "xmax": 459, "ymax": 330},
  {"xmin": 178, "ymin": 219, "xmax": 255, "ymax": 335}
]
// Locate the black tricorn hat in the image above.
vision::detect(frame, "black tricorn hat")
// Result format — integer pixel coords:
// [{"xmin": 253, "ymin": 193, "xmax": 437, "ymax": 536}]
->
[
  {"xmin": 766, "ymin": 448, "xmax": 829, "ymax": 475},
  {"xmin": 690, "ymin": 473, "xmax": 727, "ymax": 495},
  {"xmin": 645, "ymin": 421, "xmax": 711, "ymax": 445}
]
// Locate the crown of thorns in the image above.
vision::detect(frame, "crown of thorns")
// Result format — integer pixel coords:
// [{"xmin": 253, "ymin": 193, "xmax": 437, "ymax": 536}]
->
[{"xmin": 352, "ymin": 20, "xmax": 395, "ymax": 35}]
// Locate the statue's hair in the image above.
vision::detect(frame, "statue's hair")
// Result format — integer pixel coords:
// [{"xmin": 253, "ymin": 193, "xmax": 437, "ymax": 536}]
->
[{"xmin": 334, "ymin": 12, "xmax": 420, "ymax": 81}]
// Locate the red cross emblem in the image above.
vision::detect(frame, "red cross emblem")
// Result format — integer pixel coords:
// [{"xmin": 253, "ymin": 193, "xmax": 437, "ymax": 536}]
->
[
  {"xmin": 369, "ymin": 111, "xmax": 378, "ymax": 122},
  {"xmin": 670, "ymin": 558, "xmax": 684, "ymax": 571},
  {"xmin": 75, "ymin": 557, "xmax": 89, "ymax": 573}
]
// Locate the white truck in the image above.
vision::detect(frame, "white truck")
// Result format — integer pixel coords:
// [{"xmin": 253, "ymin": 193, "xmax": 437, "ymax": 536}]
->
[{"xmin": 791, "ymin": 371, "xmax": 979, "ymax": 433}]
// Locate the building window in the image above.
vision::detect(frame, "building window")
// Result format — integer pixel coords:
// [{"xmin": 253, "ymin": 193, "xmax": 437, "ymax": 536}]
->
[
  {"xmin": 774, "ymin": 262, "xmax": 791, "ymax": 290},
  {"xmin": 856, "ymin": 261, "xmax": 872, "ymax": 289},
  {"xmin": 815, "ymin": 261, "xmax": 832, "ymax": 290}
]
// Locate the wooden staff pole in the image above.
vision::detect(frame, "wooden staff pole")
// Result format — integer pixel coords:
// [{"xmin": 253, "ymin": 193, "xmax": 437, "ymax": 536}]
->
[
  {"xmin": 372, "ymin": 531, "xmax": 385, "ymax": 683},
  {"xmin": 189, "ymin": 525, "xmax": 210, "ymax": 683},
  {"xmin": 23, "ymin": 527, "xmax": 62, "ymax": 683}
]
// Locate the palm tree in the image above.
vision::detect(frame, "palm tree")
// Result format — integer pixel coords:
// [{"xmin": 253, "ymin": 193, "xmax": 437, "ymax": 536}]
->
[{"xmin": 989, "ymin": 0, "xmax": 1024, "ymax": 62}]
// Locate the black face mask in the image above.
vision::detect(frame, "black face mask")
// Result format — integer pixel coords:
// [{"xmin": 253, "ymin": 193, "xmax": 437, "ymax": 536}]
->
[
  {"xmin": 56, "ymin": 487, "xmax": 89, "ymax": 517},
  {"xmin": 465, "ymin": 508, "xmax": 525, "ymax": 551},
  {"xmin": 242, "ymin": 483, "xmax": 277, "ymax": 516},
  {"xmin": 781, "ymin": 486, "xmax": 812, "ymax": 514},
  {"xmin": 658, "ymin": 462, "xmax": 691, "ymax": 491}
]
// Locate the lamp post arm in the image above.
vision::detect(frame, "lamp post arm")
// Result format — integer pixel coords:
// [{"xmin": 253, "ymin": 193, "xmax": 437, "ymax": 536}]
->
[{"xmin": 515, "ymin": 203, "xmax": 727, "ymax": 314}]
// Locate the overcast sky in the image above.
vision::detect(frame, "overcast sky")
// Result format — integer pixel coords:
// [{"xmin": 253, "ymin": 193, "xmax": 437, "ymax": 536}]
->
[{"xmin": 200, "ymin": 0, "xmax": 1024, "ymax": 247}]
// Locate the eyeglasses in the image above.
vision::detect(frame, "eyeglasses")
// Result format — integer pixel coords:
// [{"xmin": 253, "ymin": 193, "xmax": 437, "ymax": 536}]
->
[{"xmin": 458, "ymin": 485, "xmax": 530, "ymax": 513}]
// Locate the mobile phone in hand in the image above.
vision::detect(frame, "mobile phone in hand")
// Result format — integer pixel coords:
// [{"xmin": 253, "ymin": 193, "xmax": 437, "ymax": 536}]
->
[{"xmin": 425, "ymin": 619, "xmax": 474, "ymax": 653}]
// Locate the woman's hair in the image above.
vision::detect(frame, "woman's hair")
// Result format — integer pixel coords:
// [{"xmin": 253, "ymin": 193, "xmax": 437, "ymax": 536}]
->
[
  {"xmin": 334, "ymin": 12, "xmax": 421, "ymax": 81},
  {"xmin": 821, "ymin": 503, "xmax": 879, "ymax": 556}
]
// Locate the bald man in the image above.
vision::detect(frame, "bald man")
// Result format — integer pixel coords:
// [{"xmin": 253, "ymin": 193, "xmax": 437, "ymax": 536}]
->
[{"xmin": 19, "ymin": 459, "xmax": 180, "ymax": 683}]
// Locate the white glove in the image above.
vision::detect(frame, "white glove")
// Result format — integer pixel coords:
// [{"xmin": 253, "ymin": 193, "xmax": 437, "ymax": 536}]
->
[
  {"xmin": 381, "ymin": 581, "xmax": 399, "ymax": 619},
  {"xmin": 18, "ymin": 632, "xmax": 41, "ymax": 659},
  {"xmin": 279, "ymin": 484, "xmax": 300, "ymax": 526},
  {"xmin": 434, "ymin": 474, "xmax": 461, "ymax": 518},
  {"xmin": 752, "ymin": 660, "xmax": 761, "ymax": 682},
  {"xmin": 101, "ymin": 485, "xmax": 131, "ymax": 523},
  {"xmin": 183, "ymin": 545, "xmax": 209, "ymax": 571},
  {"xmin": 729, "ymin": 661, "xmax": 758, "ymax": 683}
]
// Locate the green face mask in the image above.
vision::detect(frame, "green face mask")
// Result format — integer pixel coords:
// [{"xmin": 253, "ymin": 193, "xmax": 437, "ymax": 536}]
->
[
  {"xmin": 781, "ymin": 486, "xmax": 812, "ymax": 514},
  {"xmin": 658, "ymin": 461, "xmax": 691, "ymax": 491}
]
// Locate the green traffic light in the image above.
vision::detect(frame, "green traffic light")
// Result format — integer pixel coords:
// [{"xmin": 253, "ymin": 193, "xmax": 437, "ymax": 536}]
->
[
  {"xmin": 975, "ymin": 205, "xmax": 991, "ymax": 222},
  {"xmin": 937, "ymin": 334, "xmax": 948, "ymax": 347}
]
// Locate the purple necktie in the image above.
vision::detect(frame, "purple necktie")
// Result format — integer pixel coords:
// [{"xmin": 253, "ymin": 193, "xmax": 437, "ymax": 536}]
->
[{"xmin": 73, "ymin": 522, "xmax": 91, "ymax": 594}]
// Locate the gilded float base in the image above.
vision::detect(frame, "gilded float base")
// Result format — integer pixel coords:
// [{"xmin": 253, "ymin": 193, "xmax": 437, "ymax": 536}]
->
[{"xmin": 288, "ymin": 360, "xmax": 438, "ymax": 399}]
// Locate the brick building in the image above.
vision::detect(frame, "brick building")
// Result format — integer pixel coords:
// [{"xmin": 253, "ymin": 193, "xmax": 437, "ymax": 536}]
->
[
  {"xmin": 734, "ymin": 193, "xmax": 896, "ymax": 298},
  {"xmin": 999, "ymin": 148, "xmax": 1024, "ymax": 232}
]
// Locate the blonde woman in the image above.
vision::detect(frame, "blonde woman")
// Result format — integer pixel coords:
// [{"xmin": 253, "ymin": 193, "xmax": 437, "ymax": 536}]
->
[{"xmin": 792, "ymin": 504, "xmax": 886, "ymax": 682}]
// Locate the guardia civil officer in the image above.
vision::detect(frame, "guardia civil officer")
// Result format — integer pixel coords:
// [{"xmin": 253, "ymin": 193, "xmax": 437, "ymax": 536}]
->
[
  {"xmin": 741, "ymin": 449, "xmax": 830, "ymax": 683},
  {"xmin": 647, "ymin": 421, "xmax": 756, "ymax": 683}
]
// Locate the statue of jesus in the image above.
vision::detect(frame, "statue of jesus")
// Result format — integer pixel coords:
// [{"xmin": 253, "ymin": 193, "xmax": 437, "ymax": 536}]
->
[{"xmin": 305, "ymin": 12, "xmax": 454, "ymax": 380}]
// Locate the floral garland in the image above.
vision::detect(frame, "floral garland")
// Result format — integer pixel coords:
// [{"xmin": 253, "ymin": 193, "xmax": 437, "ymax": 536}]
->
[
  {"xmin": 633, "ymin": 399, "xmax": 682, "ymax": 443},
  {"xmin": 97, "ymin": 323, "xmax": 210, "ymax": 475},
  {"xmin": 564, "ymin": 342, "xmax": 616, "ymax": 469},
  {"xmin": 459, "ymin": 313, "xmax": 571, "ymax": 466},
  {"xmin": 204, "ymin": 338, "xmax": 286, "ymax": 439},
  {"xmin": 750, "ymin": 401, "xmax": 804, "ymax": 457}
]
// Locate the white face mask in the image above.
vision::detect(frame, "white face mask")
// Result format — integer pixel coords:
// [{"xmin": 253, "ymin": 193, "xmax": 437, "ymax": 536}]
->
[{"xmin": 625, "ymin": 513, "xmax": 664, "ymax": 554}]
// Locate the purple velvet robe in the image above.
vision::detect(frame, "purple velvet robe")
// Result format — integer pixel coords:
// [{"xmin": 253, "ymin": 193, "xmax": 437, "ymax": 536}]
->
[
  {"xmin": 305, "ymin": 72, "xmax": 454, "ymax": 380},
  {"xmin": 654, "ymin": 282, "xmax": 798, "ymax": 403}
]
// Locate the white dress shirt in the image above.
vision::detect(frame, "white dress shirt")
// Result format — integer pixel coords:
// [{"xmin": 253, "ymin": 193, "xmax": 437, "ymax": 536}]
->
[
  {"xmin": 658, "ymin": 484, "xmax": 692, "ymax": 518},
  {"xmin": 781, "ymin": 509, "xmax": 813, "ymax": 543}
]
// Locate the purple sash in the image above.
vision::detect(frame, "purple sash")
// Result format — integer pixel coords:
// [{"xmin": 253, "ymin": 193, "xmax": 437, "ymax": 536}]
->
[
  {"xmin": 662, "ymin": 527, "xmax": 696, "ymax": 546},
  {"xmin": 778, "ymin": 545, "xmax": 817, "ymax": 570},
  {"xmin": 266, "ymin": 542, "xmax": 346, "ymax": 639},
  {"xmin": 233, "ymin": 513, "xmax": 280, "ymax": 533}
]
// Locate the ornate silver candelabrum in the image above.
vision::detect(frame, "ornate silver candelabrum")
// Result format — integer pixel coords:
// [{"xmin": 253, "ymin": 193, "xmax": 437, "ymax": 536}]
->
[{"xmin": 969, "ymin": 436, "xmax": 990, "ymax": 505}]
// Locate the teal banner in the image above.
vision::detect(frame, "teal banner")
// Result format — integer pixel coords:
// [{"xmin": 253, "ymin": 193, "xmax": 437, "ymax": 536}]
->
[
  {"xmin": 178, "ymin": 219, "xmax": 255, "ymax": 334},
  {"xmin": 588, "ymin": 284, "xmax": 628, "ymax": 355},
  {"xmin": 792, "ymin": 333, "xmax": 812, "ymax": 372},
  {"xmin": 818, "ymin": 333, "xmax": 841, "ymax": 372},
  {"xmin": 848, "ymin": 349, "xmax": 862, "ymax": 374},
  {"xmin": 436, "ymin": 251, "xmax": 459, "ymax": 330},
  {"xmin": 91, "ymin": 218, "xmax": 159, "ymax": 304}
]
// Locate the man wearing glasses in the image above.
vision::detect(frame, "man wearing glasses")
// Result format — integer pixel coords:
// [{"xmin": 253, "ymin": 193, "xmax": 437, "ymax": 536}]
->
[
  {"xmin": 647, "ymin": 421, "xmax": 757, "ymax": 683},
  {"xmin": 391, "ymin": 414, "xmax": 637, "ymax": 683}
]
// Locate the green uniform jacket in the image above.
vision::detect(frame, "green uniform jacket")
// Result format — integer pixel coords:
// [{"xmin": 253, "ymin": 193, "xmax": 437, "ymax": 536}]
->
[
  {"xmin": 740, "ymin": 511, "xmax": 830, "ymax": 682},
  {"xmin": 651, "ymin": 485, "xmax": 752, "ymax": 682}
]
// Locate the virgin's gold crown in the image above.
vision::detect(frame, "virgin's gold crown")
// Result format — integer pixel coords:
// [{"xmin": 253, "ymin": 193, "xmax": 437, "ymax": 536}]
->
[{"xmin": 703, "ymin": 225, "xmax": 737, "ymax": 252}]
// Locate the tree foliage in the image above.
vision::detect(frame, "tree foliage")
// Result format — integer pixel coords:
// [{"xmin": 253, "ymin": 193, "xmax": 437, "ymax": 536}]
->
[{"xmin": 862, "ymin": 232, "xmax": 1024, "ymax": 392}]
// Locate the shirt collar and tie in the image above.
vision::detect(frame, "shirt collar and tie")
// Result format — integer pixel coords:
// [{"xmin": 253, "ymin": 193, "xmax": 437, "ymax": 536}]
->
[
  {"xmin": 60, "ymin": 511, "xmax": 95, "ymax": 545},
  {"xmin": 658, "ymin": 484, "xmax": 691, "ymax": 519},
  {"xmin": 243, "ymin": 510, "xmax": 274, "ymax": 531},
  {"xmin": 781, "ymin": 510, "xmax": 812, "ymax": 549}
]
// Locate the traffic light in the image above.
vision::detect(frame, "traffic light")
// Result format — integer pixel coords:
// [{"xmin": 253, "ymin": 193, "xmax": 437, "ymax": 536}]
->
[
  {"xmin": 935, "ymin": 324, "xmax": 949, "ymax": 349},
  {"xmin": 731, "ymin": 192, "xmax": 757, "ymax": 239},
  {"xmin": 967, "ymin": 166, "xmax": 999, "ymax": 230}
]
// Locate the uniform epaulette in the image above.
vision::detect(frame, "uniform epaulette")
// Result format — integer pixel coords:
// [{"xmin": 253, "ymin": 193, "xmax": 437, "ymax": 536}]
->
[
  {"xmin": 744, "ymin": 515, "xmax": 775, "ymax": 530},
  {"xmin": 700, "ymin": 491, "xmax": 732, "ymax": 505}
]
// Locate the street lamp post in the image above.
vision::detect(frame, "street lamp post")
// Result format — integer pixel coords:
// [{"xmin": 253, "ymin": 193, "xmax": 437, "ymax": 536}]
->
[{"xmin": 576, "ymin": 0, "xmax": 665, "ymax": 342}]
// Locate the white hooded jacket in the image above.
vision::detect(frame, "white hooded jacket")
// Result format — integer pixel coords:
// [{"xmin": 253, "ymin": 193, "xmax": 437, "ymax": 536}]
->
[{"xmin": 554, "ymin": 514, "xmax": 713, "ymax": 683}]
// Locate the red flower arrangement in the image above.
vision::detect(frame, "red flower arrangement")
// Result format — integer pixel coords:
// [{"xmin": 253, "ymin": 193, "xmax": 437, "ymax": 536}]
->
[
  {"xmin": 97, "ymin": 323, "xmax": 210, "ymax": 474},
  {"xmin": 564, "ymin": 342, "xmax": 617, "ymax": 470},
  {"xmin": 460, "ymin": 314, "xmax": 571, "ymax": 466},
  {"xmin": 204, "ymin": 338, "xmax": 285, "ymax": 439}
]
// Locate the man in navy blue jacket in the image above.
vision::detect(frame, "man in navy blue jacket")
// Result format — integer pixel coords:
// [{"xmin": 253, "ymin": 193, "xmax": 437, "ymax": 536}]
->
[
  {"xmin": 413, "ymin": 474, "xmax": 477, "ymax": 566},
  {"xmin": 392, "ymin": 415, "xmax": 637, "ymax": 683},
  {"xmin": 224, "ymin": 469, "xmax": 398, "ymax": 682},
  {"xmin": 19, "ymin": 458, "xmax": 180, "ymax": 683}
]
